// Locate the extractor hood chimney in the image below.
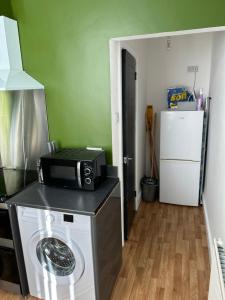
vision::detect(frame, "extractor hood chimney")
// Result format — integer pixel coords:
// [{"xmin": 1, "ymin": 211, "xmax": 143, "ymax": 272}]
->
[{"xmin": 0, "ymin": 16, "xmax": 44, "ymax": 90}]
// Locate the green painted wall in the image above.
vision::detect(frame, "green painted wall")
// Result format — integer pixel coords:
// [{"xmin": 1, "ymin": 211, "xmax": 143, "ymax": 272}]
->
[
  {"xmin": 0, "ymin": 0, "xmax": 13, "ymax": 17},
  {"xmin": 8, "ymin": 0, "xmax": 225, "ymax": 161}
]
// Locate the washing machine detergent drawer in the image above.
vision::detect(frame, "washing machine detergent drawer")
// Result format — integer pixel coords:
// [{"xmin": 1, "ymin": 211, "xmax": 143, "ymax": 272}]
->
[{"xmin": 17, "ymin": 206, "xmax": 96, "ymax": 300}]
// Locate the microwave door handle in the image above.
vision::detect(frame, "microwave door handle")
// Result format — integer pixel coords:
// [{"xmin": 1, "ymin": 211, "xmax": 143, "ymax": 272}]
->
[{"xmin": 77, "ymin": 161, "xmax": 82, "ymax": 188}]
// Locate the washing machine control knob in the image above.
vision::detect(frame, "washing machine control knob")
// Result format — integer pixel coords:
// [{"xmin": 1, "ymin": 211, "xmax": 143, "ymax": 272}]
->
[{"xmin": 46, "ymin": 214, "xmax": 55, "ymax": 224}]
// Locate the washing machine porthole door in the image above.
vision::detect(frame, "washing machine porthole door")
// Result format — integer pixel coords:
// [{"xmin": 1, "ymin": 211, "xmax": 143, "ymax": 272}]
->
[{"xmin": 36, "ymin": 238, "xmax": 76, "ymax": 276}]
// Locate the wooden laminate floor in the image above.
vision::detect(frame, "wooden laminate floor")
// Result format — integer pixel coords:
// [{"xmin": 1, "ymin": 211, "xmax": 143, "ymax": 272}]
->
[
  {"xmin": 111, "ymin": 201, "xmax": 210, "ymax": 300},
  {"xmin": 0, "ymin": 201, "xmax": 210, "ymax": 300}
]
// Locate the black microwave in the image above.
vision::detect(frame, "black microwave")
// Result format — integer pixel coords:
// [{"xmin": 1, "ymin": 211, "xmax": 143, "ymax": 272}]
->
[{"xmin": 40, "ymin": 148, "xmax": 106, "ymax": 191}]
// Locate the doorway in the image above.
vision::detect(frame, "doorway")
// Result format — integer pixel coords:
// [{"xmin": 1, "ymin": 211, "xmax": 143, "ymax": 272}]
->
[{"xmin": 109, "ymin": 26, "xmax": 225, "ymax": 244}]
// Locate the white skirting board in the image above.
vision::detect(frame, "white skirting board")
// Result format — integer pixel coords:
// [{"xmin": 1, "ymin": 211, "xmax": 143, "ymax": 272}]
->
[
  {"xmin": 135, "ymin": 191, "xmax": 142, "ymax": 211},
  {"xmin": 202, "ymin": 194, "xmax": 213, "ymax": 264}
]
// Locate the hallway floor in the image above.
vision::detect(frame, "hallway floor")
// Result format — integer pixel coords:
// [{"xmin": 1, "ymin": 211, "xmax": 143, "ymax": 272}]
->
[
  {"xmin": 0, "ymin": 201, "xmax": 210, "ymax": 300},
  {"xmin": 110, "ymin": 201, "xmax": 210, "ymax": 300}
]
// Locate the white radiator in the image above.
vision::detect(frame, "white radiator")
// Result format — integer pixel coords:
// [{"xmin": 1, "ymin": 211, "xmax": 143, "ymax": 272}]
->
[{"xmin": 208, "ymin": 239, "xmax": 225, "ymax": 300}]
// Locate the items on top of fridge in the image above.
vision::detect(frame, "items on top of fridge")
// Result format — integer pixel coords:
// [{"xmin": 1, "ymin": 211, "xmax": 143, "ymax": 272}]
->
[
  {"xmin": 177, "ymin": 102, "xmax": 196, "ymax": 111},
  {"xmin": 196, "ymin": 88, "xmax": 204, "ymax": 111},
  {"xmin": 167, "ymin": 87, "xmax": 194, "ymax": 109}
]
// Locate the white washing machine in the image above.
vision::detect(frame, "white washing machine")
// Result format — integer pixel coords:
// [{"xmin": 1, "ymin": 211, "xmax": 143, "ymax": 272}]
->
[{"xmin": 17, "ymin": 206, "xmax": 96, "ymax": 300}]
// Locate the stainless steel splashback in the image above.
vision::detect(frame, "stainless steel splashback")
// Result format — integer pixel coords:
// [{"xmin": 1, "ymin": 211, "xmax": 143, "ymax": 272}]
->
[{"xmin": 0, "ymin": 90, "xmax": 49, "ymax": 170}]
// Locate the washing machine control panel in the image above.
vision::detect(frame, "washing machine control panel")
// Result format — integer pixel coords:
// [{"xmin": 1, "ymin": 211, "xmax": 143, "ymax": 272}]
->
[
  {"xmin": 18, "ymin": 207, "xmax": 91, "ymax": 231},
  {"xmin": 64, "ymin": 214, "xmax": 74, "ymax": 223},
  {"xmin": 46, "ymin": 214, "xmax": 55, "ymax": 224}
]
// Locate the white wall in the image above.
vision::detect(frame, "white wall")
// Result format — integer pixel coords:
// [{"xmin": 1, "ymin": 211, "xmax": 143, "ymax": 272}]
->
[
  {"xmin": 120, "ymin": 40, "xmax": 148, "ymax": 209},
  {"xmin": 204, "ymin": 31, "xmax": 225, "ymax": 250},
  {"xmin": 110, "ymin": 40, "xmax": 125, "ymax": 243},
  {"xmin": 146, "ymin": 33, "xmax": 213, "ymax": 174}
]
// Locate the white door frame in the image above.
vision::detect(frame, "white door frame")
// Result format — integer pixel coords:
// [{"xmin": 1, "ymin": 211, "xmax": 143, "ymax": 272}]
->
[{"xmin": 109, "ymin": 25, "xmax": 225, "ymax": 244}]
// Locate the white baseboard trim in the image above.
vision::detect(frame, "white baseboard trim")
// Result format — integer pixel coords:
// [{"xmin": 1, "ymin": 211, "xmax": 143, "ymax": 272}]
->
[
  {"xmin": 202, "ymin": 193, "xmax": 213, "ymax": 264},
  {"xmin": 135, "ymin": 191, "xmax": 142, "ymax": 211}
]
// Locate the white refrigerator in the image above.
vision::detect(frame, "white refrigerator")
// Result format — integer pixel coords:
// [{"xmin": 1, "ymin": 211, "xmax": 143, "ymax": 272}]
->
[{"xmin": 160, "ymin": 110, "xmax": 204, "ymax": 206}]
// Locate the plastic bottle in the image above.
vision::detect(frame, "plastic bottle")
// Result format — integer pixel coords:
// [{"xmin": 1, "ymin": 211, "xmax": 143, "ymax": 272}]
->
[{"xmin": 197, "ymin": 89, "xmax": 204, "ymax": 110}]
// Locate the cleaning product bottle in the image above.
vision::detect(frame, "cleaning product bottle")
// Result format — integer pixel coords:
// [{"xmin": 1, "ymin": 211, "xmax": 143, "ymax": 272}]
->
[{"xmin": 197, "ymin": 88, "xmax": 204, "ymax": 110}]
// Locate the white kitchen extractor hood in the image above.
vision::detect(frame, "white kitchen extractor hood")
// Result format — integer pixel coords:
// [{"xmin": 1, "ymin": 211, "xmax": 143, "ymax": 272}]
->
[{"xmin": 0, "ymin": 16, "xmax": 44, "ymax": 90}]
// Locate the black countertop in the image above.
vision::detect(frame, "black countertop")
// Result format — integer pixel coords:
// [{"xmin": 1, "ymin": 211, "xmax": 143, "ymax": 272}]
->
[{"xmin": 7, "ymin": 177, "xmax": 119, "ymax": 216}]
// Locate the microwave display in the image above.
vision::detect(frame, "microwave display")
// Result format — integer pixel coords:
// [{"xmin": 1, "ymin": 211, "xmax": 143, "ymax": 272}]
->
[{"xmin": 50, "ymin": 166, "xmax": 76, "ymax": 181}]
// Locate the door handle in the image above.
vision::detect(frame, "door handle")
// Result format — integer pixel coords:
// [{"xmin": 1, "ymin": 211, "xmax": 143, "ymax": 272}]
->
[{"xmin": 123, "ymin": 157, "xmax": 133, "ymax": 164}]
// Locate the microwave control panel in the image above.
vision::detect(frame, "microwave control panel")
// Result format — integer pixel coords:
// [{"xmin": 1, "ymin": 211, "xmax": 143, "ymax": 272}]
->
[{"xmin": 83, "ymin": 162, "xmax": 93, "ymax": 185}]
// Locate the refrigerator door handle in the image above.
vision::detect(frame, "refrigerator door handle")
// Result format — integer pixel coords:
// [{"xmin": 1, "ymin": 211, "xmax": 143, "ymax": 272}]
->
[{"xmin": 160, "ymin": 158, "xmax": 200, "ymax": 163}]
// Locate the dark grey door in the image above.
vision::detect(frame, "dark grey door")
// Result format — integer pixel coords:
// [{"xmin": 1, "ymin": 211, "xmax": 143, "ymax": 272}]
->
[{"xmin": 122, "ymin": 49, "xmax": 136, "ymax": 240}]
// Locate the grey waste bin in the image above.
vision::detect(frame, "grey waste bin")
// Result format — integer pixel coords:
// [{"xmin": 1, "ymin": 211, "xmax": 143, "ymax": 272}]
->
[{"xmin": 141, "ymin": 177, "xmax": 159, "ymax": 202}]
